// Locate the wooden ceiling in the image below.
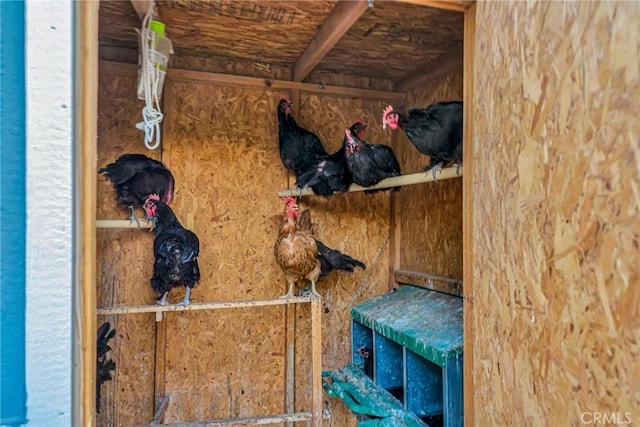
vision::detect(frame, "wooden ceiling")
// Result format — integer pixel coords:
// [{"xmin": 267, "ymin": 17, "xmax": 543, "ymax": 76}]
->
[{"xmin": 98, "ymin": 0, "xmax": 465, "ymax": 92}]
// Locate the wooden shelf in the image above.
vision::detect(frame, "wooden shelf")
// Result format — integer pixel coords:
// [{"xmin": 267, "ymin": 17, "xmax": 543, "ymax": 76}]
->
[
  {"xmin": 141, "ymin": 411, "xmax": 328, "ymax": 427},
  {"xmin": 394, "ymin": 269, "xmax": 463, "ymax": 297},
  {"xmin": 96, "ymin": 219, "xmax": 154, "ymax": 229},
  {"xmin": 99, "ymin": 296, "xmax": 325, "ymax": 426},
  {"xmin": 278, "ymin": 166, "xmax": 462, "ymax": 197},
  {"xmin": 97, "ymin": 295, "xmax": 315, "ymax": 316}
]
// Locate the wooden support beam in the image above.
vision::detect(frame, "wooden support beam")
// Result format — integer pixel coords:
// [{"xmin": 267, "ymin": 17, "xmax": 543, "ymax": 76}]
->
[
  {"xmin": 284, "ymin": 301, "xmax": 296, "ymax": 427},
  {"xmin": 96, "ymin": 219, "xmax": 153, "ymax": 229},
  {"xmin": 389, "ymin": 132, "xmax": 402, "ymax": 291},
  {"xmin": 149, "ymin": 395, "xmax": 171, "ymax": 426},
  {"xmin": 394, "ymin": 269, "xmax": 463, "ymax": 296},
  {"xmin": 138, "ymin": 412, "xmax": 319, "ymax": 426},
  {"xmin": 99, "ymin": 61, "xmax": 404, "ymax": 102},
  {"xmin": 392, "ymin": 0, "xmax": 467, "ymax": 12},
  {"xmin": 278, "ymin": 167, "xmax": 463, "ymax": 197},
  {"xmin": 73, "ymin": 1, "xmax": 99, "ymax": 426},
  {"xmin": 99, "ymin": 46, "xmax": 138, "ymax": 64},
  {"xmin": 293, "ymin": 0, "xmax": 369, "ymax": 82},
  {"xmin": 310, "ymin": 297, "xmax": 323, "ymax": 427},
  {"xmin": 97, "ymin": 296, "xmax": 313, "ymax": 316},
  {"xmin": 130, "ymin": 0, "xmax": 156, "ymax": 22},
  {"xmin": 462, "ymin": 3, "xmax": 476, "ymax": 426},
  {"xmin": 394, "ymin": 44, "xmax": 463, "ymax": 92}
]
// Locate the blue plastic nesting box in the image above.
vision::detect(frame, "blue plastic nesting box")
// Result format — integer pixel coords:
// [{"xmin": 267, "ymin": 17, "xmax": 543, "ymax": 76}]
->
[{"xmin": 323, "ymin": 285, "xmax": 463, "ymax": 427}]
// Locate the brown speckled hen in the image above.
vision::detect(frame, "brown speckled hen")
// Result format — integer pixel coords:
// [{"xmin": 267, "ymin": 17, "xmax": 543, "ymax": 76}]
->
[{"xmin": 273, "ymin": 196, "xmax": 321, "ymax": 299}]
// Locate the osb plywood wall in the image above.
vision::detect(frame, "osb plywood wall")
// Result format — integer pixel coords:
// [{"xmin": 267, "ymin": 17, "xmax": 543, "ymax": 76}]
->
[
  {"xmin": 291, "ymin": 94, "xmax": 396, "ymax": 427},
  {"xmin": 97, "ymin": 68, "xmax": 394, "ymax": 425},
  {"xmin": 96, "ymin": 72, "xmax": 157, "ymax": 426},
  {"xmin": 158, "ymin": 80, "xmax": 290, "ymax": 422},
  {"xmin": 397, "ymin": 74, "xmax": 464, "ymax": 280},
  {"xmin": 471, "ymin": 1, "xmax": 639, "ymax": 425}
]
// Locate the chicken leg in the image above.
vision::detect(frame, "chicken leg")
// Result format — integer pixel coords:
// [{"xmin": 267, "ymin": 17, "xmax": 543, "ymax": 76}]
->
[
  {"xmin": 301, "ymin": 280, "xmax": 322, "ymax": 299},
  {"xmin": 425, "ymin": 161, "xmax": 444, "ymax": 182},
  {"xmin": 156, "ymin": 291, "xmax": 169, "ymax": 306},
  {"xmin": 278, "ymin": 282, "xmax": 296, "ymax": 303},
  {"xmin": 128, "ymin": 205, "xmax": 143, "ymax": 228},
  {"xmin": 176, "ymin": 287, "xmax": 191, "ymax": 307}
]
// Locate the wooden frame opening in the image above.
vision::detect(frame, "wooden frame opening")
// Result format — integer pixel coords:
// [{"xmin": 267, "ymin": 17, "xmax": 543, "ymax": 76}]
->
[{"xmin": 76, "ymin": 1, "xmax": 476, "ymax": 425}]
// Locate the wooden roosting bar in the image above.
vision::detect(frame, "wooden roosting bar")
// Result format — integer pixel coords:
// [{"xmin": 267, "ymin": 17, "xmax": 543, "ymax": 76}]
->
[
  {"xmin": 98, "ymin": 294, "xmax": 325, "ymax": 426},
  {"xmin": 278, "ymin": 167, "xmax": 462, "ymax": 197}
]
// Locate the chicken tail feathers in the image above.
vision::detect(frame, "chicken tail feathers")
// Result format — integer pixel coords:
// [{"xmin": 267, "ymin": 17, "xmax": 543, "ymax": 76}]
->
[{"xmin": 316, "ymin": 240, "xmax": 366, "ymax": 276}]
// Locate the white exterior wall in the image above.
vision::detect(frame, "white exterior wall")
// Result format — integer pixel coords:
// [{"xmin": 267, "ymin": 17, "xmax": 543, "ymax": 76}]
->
[{"xmin": 25, "ymin": 1, "xmax": 73, "ymax": 425}]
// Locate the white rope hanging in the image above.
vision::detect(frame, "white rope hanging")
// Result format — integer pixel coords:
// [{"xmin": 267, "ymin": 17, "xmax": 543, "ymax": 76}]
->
[{"xmin": 135, "ymin": 0, "xmax": 165, "ymax": 150}]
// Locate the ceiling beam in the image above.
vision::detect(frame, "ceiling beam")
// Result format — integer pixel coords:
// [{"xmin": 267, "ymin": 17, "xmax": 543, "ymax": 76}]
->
[
  {"xmin": 394, "ymin": 44, "xmax": 463, "ymax": 92},
  {"xmin": 392, "ymin": 0, "xmax": 467, "ymax": 12},
  {"xmin": 130, "ymin": 0, "xmax": 158, "ymax": 22},
  {"xmin": 293, "ymin": 0, "xmax": 369, "ymax": 82},
  {"xmin": 100, "ymin": 60, "xmax": 404, "ymax": 102}
]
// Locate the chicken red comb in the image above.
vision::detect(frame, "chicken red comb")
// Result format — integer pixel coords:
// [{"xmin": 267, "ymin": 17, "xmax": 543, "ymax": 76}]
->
[
  {"xmin": 354, "ymin": 119, "xmax": 366, "ymax": 127},
  {"xmin": 280, "ymin": 96, "xmax": 291, "ymax": 104},
  {"xmin": 146, "ymin": 193, "xmax": 161, "ymax": 203},
  {"xmin": 282, "ymin": 196, "xmax": 296, "ymax": 205},
  {"xmin": 382, "ymin": 105, "xmax": 394, "ymax": 120},
  {"xmin": 345, "ymin": 128, "xmax": 354, "ymax": 142}
]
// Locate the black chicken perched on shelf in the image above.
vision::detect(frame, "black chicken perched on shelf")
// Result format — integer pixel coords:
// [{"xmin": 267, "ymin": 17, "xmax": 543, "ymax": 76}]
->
[
  {"xmin": 382, "ymin": 101, "xmax": 463, "ymax": 180},
  {"xmin": 277, "ymin": 97, "xmax": 329, "ymax": 183},
  {"xmin": 99, "ymin": 153, "xmax": 175, "ymax": 225},
  {"xmin": 295, "ymin": 121, "xmax": 367, "ymax": 197},
  {"xmin": 343, "ymin": 122, "xmax": 402, "ymax": 192},
  {"xmin": 96, "ymin": 321, "xmax": 116, "ymax": 414},
  {"xmin": 143, "ymin": 194, "xmax": 200, "ymax": 306}
]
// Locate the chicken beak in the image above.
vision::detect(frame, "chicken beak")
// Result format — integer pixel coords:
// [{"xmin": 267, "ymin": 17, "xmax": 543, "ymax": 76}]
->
[{"xmin": 382, "ymin": 122, "xmax": 387, "ymax": 130}]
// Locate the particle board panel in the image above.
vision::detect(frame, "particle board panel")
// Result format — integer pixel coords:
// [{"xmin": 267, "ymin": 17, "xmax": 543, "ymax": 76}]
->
[
  {"xmin": 394, "ymin": 73, "xmax": 464, "ymax": 281},
  {"xmin": 471, "ymin": 1, "xmax": 640, "ymax": 424},
  {"xmin": 96, "ymin": 67, "xmax": 158, "ymax": 425}
]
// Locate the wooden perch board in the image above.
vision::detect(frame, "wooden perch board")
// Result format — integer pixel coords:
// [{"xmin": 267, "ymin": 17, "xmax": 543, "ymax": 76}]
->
[
  {"xmin": 96, "ymin": 219, "xmax": 154, "ymax": 228},
  {"xmin": 97, "ymin": 296, "xmax": 315, "ymax": 315},
  {"xmin": 278, "ymin": 167, "xmax": 463, "ymax": 197},
  {"xmin": 394, "ymin": 269, "xmax": 463, "ymax": 296}
]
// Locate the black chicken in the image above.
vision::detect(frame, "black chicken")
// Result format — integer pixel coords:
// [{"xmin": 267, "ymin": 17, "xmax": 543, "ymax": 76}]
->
[
  {"xmin": 355, "ymin": 346, "xmax": 373, "ymax": 378},
  {"xmin": 277, "ymin": 98, "xmax": 328, "ymax": 182},
  {"xmin": 143, "ymin": 195, "xmax": 200, "ymax": 306},
  {"xmin": 343, "ymin": 123, "xmax": 401, "ymax": 191},
  {"xmin": 96, "ymin": 321, "xmax": 116, "ymax": 414},
  {"xmin": 99, "ymin": 153, "xmax": 175, "ymax": 224},
  {"xmin": 295, "ymin": 121, "xmax": 369, "ymax": 197},
  {"xmin": 382, "ymin": 102, "xmax": 463, "ymax": 180}
]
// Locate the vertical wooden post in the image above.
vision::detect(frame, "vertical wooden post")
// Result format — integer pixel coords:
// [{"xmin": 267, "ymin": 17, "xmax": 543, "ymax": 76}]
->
[
  {"xmin": 462, "ymin": 3, "xmax": 476, "ymax": 427},
  {"xmin": 154, "ymin": 318, "xmax": 168, "ymax": 418},
  {"xmin": 389, "ymin": 132, "xmax": 402, "ymax": 291},
  {"xmin": 153, "ymin": 77, "xmax": 175, "ymax": 420},
  {"xmin": 310, "ymin": 297, "xmax": 323, "ymax": 427},
  {"xmin": 284, "ymin": 89, "xmax": 300, "ymax": 425},
  {"xmin": 72, "ymin": 1, "xmax": 99, "ymax": 425}
]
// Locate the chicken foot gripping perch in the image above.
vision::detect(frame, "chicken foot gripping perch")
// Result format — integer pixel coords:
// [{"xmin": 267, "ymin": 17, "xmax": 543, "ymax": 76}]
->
[{"xmin": 274, "ymin": 196, "xmax": 322, "ymax": 300}]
